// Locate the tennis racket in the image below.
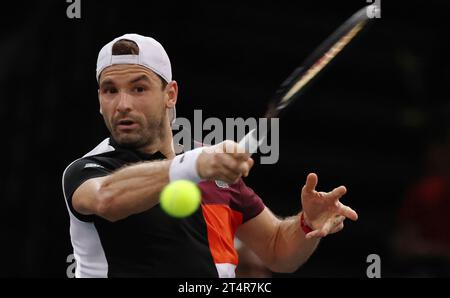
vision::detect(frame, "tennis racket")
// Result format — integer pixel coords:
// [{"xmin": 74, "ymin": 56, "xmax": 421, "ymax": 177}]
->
[{"xmin": 239, "ymin": 4, "xmax": 380, "ymax": 153}]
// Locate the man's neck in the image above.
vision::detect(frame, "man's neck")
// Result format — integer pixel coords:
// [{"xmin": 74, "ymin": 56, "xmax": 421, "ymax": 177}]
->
[{"xmin": 137, "ymin": 132, "xmax": 175, "ymax": 159}]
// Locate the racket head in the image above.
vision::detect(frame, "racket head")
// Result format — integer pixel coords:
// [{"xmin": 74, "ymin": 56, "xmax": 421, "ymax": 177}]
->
[{"xmin": 265, "ymin": 5, "xmax": 378, "ymax": 119}]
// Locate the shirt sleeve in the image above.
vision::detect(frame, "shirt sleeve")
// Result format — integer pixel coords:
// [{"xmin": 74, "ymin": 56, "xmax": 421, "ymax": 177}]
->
[
  {"xmin": 237, "ymin": 179, "xmax": 266, "ymax": 223},
  {"xmin": 62, "ymin": 158, "xmax": 112, "ymax": 222}
]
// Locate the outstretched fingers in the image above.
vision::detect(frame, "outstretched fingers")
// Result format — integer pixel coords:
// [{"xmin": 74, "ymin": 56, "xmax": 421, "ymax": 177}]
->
[
  {"xmin": 325, "ymin": 186, "xmax": 347, "ymax": 201},
  {"xmin": 303, "ymin": 173, "xmax": 318, "ymax": 194},
  {"xmin": 337, "ymin": 202, "xmax": 358, "ymax": 221}
]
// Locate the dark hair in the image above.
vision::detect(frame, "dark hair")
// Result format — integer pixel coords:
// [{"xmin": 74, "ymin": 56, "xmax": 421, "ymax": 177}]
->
[{"xmin": 111, "ymin": 39, "xmax": 168, "ymax": 89}]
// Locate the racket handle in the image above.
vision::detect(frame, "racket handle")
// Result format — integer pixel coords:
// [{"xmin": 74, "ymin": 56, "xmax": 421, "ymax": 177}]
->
[
  {"xmin": 238, "ymin": 128, "xmax": 265, "ymax": 155},
  {"xmin": 217, "ymin": 129, "xmax": 264, "ymax": 185}
]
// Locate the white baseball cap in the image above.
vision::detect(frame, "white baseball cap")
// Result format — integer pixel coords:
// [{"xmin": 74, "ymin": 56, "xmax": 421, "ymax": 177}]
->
[{"xmin": 96, "ymin": 33, "xmax": 176, "ymax": 124}]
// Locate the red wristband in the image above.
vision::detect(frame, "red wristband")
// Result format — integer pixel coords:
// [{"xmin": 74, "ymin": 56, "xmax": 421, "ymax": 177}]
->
[{"xmin": 300, "ymin": 212, "xmax": 313, "ymax": 234}]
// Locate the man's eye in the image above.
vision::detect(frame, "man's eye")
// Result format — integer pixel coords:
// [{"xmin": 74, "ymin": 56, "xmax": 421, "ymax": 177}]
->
[
  {"xmin": 103, "ymin": 88, "xmax": 117, "ymax": 94},
  {"xmin": 134, "ymin": 87, "xmax": 146, "ymax": 93}
]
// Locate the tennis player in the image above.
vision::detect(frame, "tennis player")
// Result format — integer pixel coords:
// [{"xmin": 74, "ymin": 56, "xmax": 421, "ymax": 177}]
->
[{"xmin": 62, "ymin": 33, "xmax": 358, "ymax": 278}]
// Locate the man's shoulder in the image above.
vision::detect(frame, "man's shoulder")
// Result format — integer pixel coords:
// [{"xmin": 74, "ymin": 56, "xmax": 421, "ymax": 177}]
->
[
  {"xmin": 83, "ymin": 138, "xmax": 115, "ymax": 158},
  {"xmin": 63, "ymin": 138, "xmax": 117, "ymax": 175}
]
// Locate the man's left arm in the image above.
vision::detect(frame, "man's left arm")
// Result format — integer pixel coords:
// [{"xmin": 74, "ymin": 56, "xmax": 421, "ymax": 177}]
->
[{"xmin": 236, "ymin": 173, "xmax": 358, "ymax": 273}]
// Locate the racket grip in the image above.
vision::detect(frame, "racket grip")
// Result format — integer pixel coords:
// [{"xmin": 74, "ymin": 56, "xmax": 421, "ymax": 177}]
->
[
  {"xmin": 217, "ymin": 129, "xmax": 263, "ymax": 185},
  {"xmin": 238, "ymin": 129, "xmax": 265, "ymax": 155}
]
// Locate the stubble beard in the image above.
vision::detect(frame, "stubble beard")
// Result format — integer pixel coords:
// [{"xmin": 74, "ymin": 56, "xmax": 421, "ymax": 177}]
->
[{"xmin": 111, "ymin": 114, "xmax": 166, "ymax": 151}]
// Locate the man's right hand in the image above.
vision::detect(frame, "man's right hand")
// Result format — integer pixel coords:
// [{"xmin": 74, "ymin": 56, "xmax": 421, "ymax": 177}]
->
[{"xmin": 196, "ymin": 141, "xmax": 254, "ymax": 184}]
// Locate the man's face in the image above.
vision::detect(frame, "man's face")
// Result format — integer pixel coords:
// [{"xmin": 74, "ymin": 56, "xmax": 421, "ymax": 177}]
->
[{"xmin": 98, "ymin": 64, "xmax": 174, "ymax": 149}]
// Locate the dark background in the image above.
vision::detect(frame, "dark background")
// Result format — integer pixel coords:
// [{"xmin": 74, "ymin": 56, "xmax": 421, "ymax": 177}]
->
[{"xmin": 1, "ymin": 0, "xmax": 449, "ymax": 277}]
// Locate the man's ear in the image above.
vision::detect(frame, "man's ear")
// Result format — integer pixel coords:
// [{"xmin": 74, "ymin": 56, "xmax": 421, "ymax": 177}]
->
[
  {"xmin": 98, "ymin": 89, "xmax": 103, "ymax": 115},
  {"xmin": 166, "ymin": 81, "xmax": 178, "ymax": 108}
]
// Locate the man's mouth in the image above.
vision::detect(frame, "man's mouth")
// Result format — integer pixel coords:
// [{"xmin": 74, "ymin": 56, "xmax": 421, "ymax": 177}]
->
[{"xmin": 116, "ymin": 119, "xmax": 139, "ymax": 130}]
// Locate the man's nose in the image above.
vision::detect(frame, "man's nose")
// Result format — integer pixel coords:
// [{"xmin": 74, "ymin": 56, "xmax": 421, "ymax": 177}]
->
[{"xmin": 116, "ymin": 91, "xmax": 132, "ymax": 113}]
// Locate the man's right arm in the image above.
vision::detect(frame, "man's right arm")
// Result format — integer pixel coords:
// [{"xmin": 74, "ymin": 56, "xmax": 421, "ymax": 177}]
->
[
  {"xmin": 72, "ymin": 160, "xmax": 171, "ymax": 222},
  {"xmin": 71, "ymin": 141, "xmax": 253, "ymax": 222}
]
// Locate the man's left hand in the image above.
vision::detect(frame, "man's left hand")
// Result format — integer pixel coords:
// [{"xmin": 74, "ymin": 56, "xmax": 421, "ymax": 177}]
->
[{"xmin": 301, "ymin": 173, "xmax": 358, "ymax": 239}]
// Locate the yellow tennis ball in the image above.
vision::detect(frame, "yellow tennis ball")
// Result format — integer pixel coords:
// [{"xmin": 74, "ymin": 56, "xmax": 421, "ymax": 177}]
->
[{"xmin": 160, "ymin": 180, "xmax": 201, "ymax": 218}]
